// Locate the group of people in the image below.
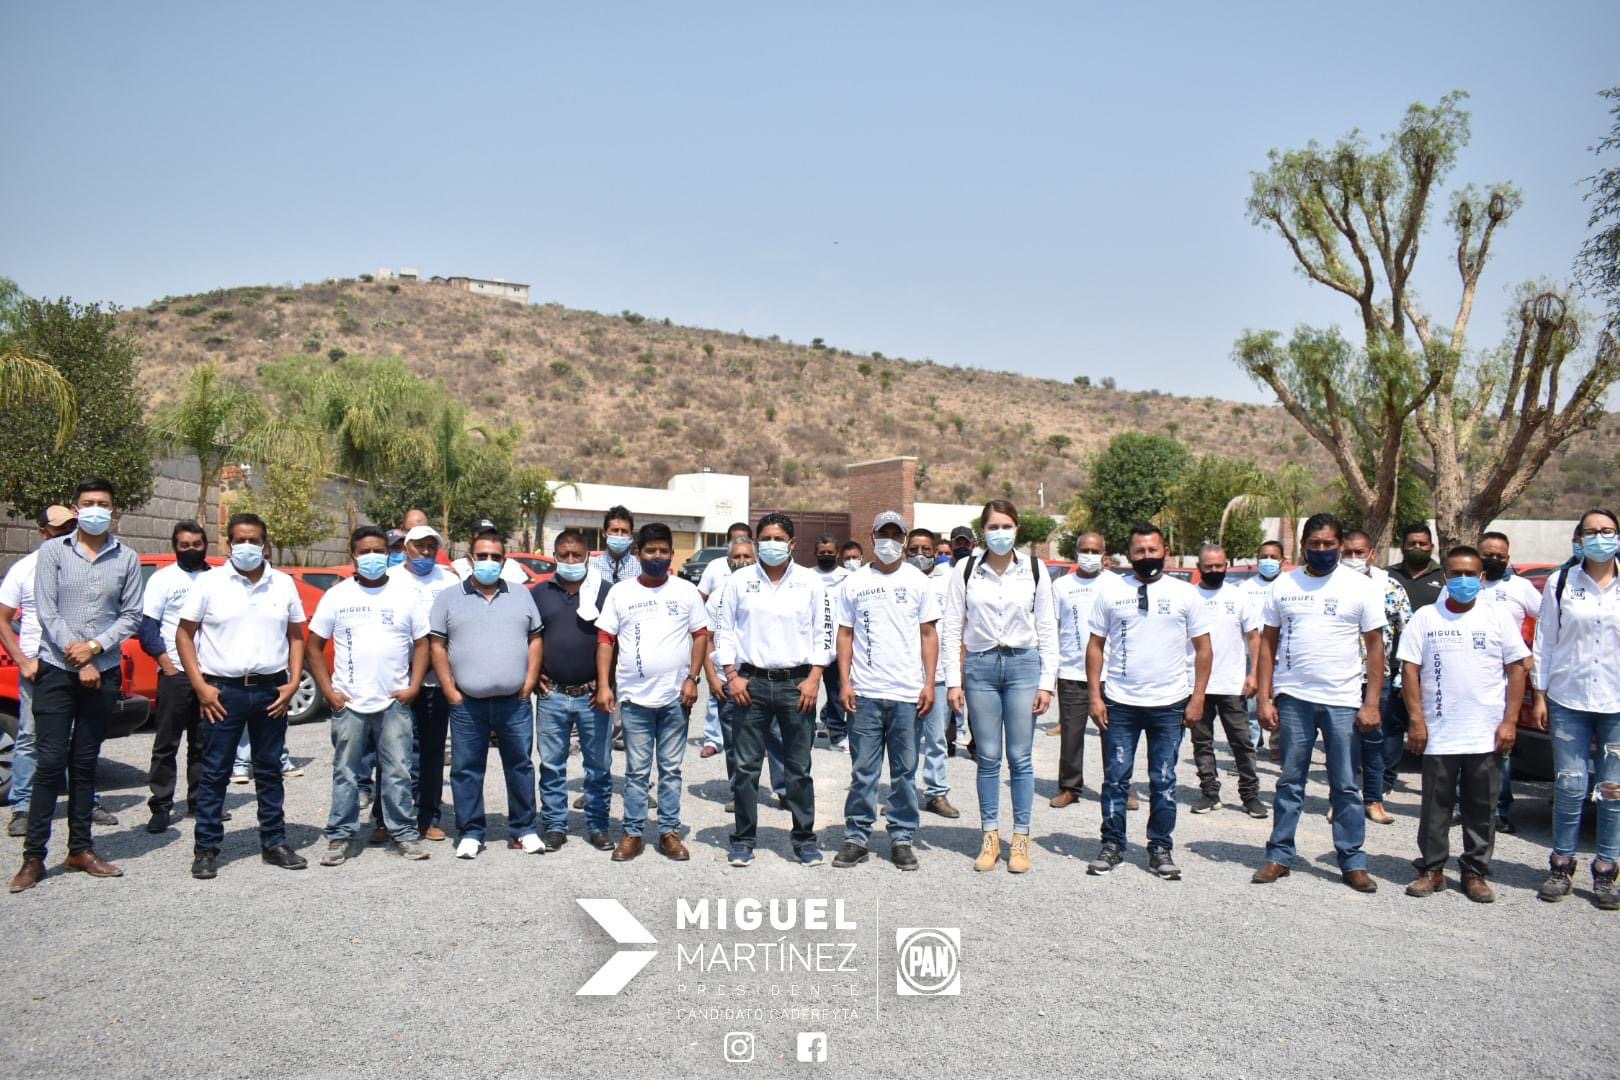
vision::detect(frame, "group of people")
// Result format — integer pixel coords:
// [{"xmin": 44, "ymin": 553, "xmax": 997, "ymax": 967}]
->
[{"xmin": 4, "ymin": 477, "xmax": 1617, "ymax": 910}]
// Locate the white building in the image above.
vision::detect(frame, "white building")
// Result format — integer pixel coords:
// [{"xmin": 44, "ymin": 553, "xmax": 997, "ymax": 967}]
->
[
  {"xmin": 433, "ymin": 275, "xmax": 530, "ymax": 304},
  {"xmin": 913, "ymin": 501, "xmax": 979, "ymax": 540},
  {"xmin": 542, "ymin": 471, "xmax": 750, "ymax": 559}
]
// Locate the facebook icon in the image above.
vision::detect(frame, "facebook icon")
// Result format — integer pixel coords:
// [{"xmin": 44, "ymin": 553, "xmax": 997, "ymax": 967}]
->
[{"xmin": 796, "ymin": 1032, "xmax": 828, "ymax": 1063}]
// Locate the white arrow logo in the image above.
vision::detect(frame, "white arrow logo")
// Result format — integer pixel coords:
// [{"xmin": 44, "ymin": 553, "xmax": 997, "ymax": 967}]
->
[{"xmin": 576, "ymin": 898, "xmax": 658, "ymax": 996}]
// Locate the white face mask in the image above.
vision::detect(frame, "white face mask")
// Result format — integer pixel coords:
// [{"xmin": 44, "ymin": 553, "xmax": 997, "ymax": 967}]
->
[
  {"xmin": 842, "ymin": 558, "xmax": 862, "ymax": 572},
  {"xmin": 1342, "ymin": 556, "xmax": 1369, "ymax": 574},
  {"xmin": 1075, "ymin": 553, "xmax": 1103, "ymax": 574},
  {"xmin": 873, "ymin": 538, "xmax": 904, "ymax": 565}
]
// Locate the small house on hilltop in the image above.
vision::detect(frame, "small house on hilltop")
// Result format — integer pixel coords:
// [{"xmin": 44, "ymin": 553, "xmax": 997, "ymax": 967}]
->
[{"xmin": 430, "ymin": 274, "xmax": 529, "ymax": 304}]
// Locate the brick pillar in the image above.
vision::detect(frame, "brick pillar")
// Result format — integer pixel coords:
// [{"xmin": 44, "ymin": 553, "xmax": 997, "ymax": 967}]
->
[{"xmin": 846, "ymin": 456, "xmax": 918, "ymax": 542}]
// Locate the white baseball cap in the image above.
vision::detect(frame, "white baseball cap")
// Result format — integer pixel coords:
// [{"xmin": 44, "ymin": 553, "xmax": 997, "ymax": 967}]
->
[{"xmin": 404, "ymin": 525, "xmax": 442, "ymax": 543}]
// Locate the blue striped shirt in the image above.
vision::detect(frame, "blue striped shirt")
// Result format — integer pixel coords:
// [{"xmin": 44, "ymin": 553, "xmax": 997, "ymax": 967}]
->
[{"xmin": 34, "ymin": 534, "xmax": 143, "ymax": 673}]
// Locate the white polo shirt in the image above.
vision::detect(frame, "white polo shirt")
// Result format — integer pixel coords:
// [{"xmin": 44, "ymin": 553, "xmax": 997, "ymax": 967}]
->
[
  {"xmin": 1088, "ymin": 571, "xmax": 1211, "ymax": 707},
  {"xmin": 388, "ymin": 561, "xmax": 460, "ymax": 686},
  {"xmin": 1532, "ymin": 564, "xmax": 1620, "ymax": 711},
  {"xmin": 597, "ymin": 576, "xmax": 709, "ymax": 708},
  {"xmin": 308, "ymin": 576, "xmax": 427, "ymax": 714},
  {"xmin": 837, "ymin": 564, "xmax": 941, "ymax": 703},
  {"xmin": 713, "ymin": 561, "xmax": 834, "ymax": 672},
  {"xmin": 141, "ymin": 561, "xmax": 208, "ymax": 671},
  {"xmin": 698, "ymin": 558, "xmax": 731, "ymax": 599},
  {"xmin": 1480, "ymin": 574, "xmax": 1541, "ymax": 627},
  {"xmin": 1052, "ymin": 570, "xmax": 1108, "ymax": 682},
  {"xmin": 1396, "ymin": 600, "xmax": 1530, "ymax": 754},
  {"xmin": 178, "ymin": 563, "xmax": 307, "ymax": 678},
  {"xmin": 940, "ymin": 552, "xmax": 1059, "ymax": 692},
  {"xmin": 1191, "ymin": 581, "xmax": 1261, "ymax": 697},
  {"xmin": 0, "ymin": 550, "xmax": 42, "ymax": 659},
  {"xmin": 1263, "ymin": 566, "xmax": 1386, "ymax": 708}
]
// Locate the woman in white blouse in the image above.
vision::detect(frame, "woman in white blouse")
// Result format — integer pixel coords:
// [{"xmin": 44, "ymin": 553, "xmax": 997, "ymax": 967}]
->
[
  {"xmin": 1531, "ymin": 508, "xmax": 1620, "ymax": 909},
  {"xmin": 942, "ymin": 500, "xmax": 1059, "ymax": 875}
]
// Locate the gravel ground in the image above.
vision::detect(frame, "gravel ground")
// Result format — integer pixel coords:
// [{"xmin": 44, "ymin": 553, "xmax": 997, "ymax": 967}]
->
[{"xmin": 2, "ymin": 697, "xmax": 1616, "ymax": 1080}]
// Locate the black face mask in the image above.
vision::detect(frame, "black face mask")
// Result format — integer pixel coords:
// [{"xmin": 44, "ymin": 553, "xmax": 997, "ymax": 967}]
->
[
  {"xmin": 1131, "ymin": 556, "xmax": 1165, "ymax": 580},
  {"xmin": 176, "ymin": 549, "xmax": 208, "ymax": 572},
  {"xmin": 816, "ymin": 555, "xmax": 837, "ymax": 571},
  {"xmin": 1403, "ymin": 547, "xmax": 1432, "ymax": 570},
  {"xmin": 953, "ymin": 545, "xmax": 971, "ymax": 560},
  {"xmin": 1481, "ymin": 556, "xmax": 1509, "ymax": 580},
  {"xmin": 1200, "ymin": 570, "xmax": 1226, "ymax": 589}
]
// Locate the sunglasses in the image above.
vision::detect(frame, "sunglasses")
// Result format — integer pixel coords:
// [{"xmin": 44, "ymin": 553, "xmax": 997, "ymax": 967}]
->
[{"xmin": 1138, "ymin": 584, "xmax": 1149, "ymax": 614}]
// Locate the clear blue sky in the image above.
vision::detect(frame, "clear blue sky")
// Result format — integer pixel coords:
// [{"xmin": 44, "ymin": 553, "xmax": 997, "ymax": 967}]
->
[{"xmin": 3, "ymin": 2, "xmax": 1615, "ymax": 402}]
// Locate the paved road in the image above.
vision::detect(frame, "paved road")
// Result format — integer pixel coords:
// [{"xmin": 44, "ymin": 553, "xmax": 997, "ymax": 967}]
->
[{"xmin": 2, "ymin": 706, "xmax": 1615, "ymax": 1080}]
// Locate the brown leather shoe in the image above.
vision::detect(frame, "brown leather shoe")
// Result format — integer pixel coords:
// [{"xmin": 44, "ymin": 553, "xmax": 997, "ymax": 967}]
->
[
  {"xmin": 1049, "ymin": 790, "xmax": 1080, "ymax": 809},
  {"xmin": 1251, "ymin": 861, "xmax": 1291, "ymax": 884},
  {"xmin": 64, "ymin": 850, "xmax": 123, "ymax": 878},
  {"xmin": 369, "ymin": 827, "xmax": 390, "ymax": 844},
  {"xmin": 1126, "ymin": 789, "xmax": 1140, "ymax": 811},
  {"xmin": 9, "ymin": 857, "xmax": 45, "ymax": 894},
  {"xmin": 924, "ymin": 796, "xmax": 960, "ymax": 819},
  {"xmin": 658, "ymin": 832, "xmax": 690, "ymax": 861},
  {"xmin": 1405, "ymin": 869, "xmax": 1445, "ymax": 897},
  {"xmin": 1342, "ymin": 869, "xmax": 1378, "ymax": 893},
  {"xmin": 423, "ymin": 825, "xmax": 447, "ymax": 842},
  {"xmin": 611, "ymin": 835, "xmax": 644, "ymax": 862},
  {"xmin": 1365, "ymin": 801, "xmax": 1395, "ymax": 825},
  {"xmin": 1461, "ymin": 872, "xmax": 1495, "ymax": 903}
]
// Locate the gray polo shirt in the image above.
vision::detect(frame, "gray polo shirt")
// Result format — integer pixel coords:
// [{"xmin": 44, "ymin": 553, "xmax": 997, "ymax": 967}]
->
[
  {"xmin": 428, "ymin": 578, "xmax": 543, "ymax": 699},
  {"xmin": 34, "ymin": 533, "xmax": 142, "ymax": 674}
]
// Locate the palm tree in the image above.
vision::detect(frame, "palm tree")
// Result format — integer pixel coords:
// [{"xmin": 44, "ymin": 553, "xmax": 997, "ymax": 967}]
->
[
  {"xmin": 311, "ymin": 363, "xmax": 429, "ymax": 529},
  {"xmin": 0, "ymin": 344, "xmax": 77, "ymax": 451},
  {"xmin": 515, "ymin": 467, "xmax": 579, "ymax": 552}
]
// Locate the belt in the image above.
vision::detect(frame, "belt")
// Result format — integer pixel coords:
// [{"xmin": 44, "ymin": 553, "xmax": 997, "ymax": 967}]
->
[
  {"xmin": 739, "ymin": 663, "xmax": 812, "ymax": 681},
  {"xmin": 555, "ymin": 681, "xmax": 596, "ymax": 697},
  {"xmin": 205, "ymin": 670, "xmax": 288, "ymax": 687}
]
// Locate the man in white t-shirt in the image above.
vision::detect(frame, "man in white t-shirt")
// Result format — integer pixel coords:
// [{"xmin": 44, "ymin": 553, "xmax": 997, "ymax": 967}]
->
[
  {"xmin": 697, "ymin": 521, "xmax": 753, "ymax": 758},
  {"xmin": 1085, "ymin": 524, "xmax": 1211, "ymax": 880},
  {"xmin": 1253, "ymin": 514, "xmax": 1387, "ymax": 893},
  {"xmin": 905, "ymin": 527, "xmax": 959, "ymax": 820},
  {"xmin": 138, "ymin": 520, "xmax": 213, "ymax": 833},
  {"xmin": 1397, "ymin": 545, "xmax": 1529, "ymax": 903},
  {"xmin": 1242, "ymin": 539, "xmax": 1287, "ymax": 757},
  {"xmin": 594, "ymin": 522, "xmax": 709, "ymax": 863},
  {"xmin": 386, "ymin": 524, "xmax": 461, "ymax": 842},
  {"xmin": 832, "ymin": 511, "xmax": 941, "ymax": 871},
  {"xmin": 0, "ymin": 506, "xmax": 78, "ymax": 838},
  {"xmin": 1050, "ymin": 531, "xmax": 1109, "ymax": 808},
  {"xmin": 1475, "ymin": 530, "xmax": 1540, "ymax": 833},
  {"xmin": 307, "ymin": 526, "xmax": 432, "ymax": 866},
  {"xmin": 1187, "ymin": 543, "xmax": 1265, "ymax": 818}
]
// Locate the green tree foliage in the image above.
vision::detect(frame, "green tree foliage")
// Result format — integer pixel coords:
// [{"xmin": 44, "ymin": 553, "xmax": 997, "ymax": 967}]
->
[
  {"xmin": 232, "ymin": 454, "xmax": 334, "ymax": 565},
  {"xmin": 1081, "ymin": 432, "xmax": 1189, "ymax": 553},
  {"xmin": 1576, "ymin": 86, "xmax": 1620, "ymax": 330},
  {"xmin": 1163, "ymin": 455, "xmax": 1267, "ymax": 557},
  {"xmin": 0, "ymin": 296, "xmax": 153, "ymax": 516},
  {"xmin": 1016, "ymin": 512, "xmax": 1057, "ymax": 546}
]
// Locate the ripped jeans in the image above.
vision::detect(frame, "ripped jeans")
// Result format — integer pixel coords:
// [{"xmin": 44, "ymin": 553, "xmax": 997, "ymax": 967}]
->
[
  {"xmin": 1548, "ymin": 700, "xmax": 1620, "ymax": 863},
  {"xmin": 1100, "ymin": 697, "xmax": 1186, "ymax": 854}
]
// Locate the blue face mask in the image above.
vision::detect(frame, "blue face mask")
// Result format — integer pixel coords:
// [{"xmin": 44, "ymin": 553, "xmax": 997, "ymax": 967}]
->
[
  {"xmin": 388, "ymin": 550, "xmax": 406, "ymax": 567},
  {"xmin": 555, "ymin": 559, "xmax": 588, "ymax": 582},
  {"xmin": 1582, "ymin": 533, "xmax": 1620, "ymax": 562},
  {"xmin": 76, "ymin": 505, "xmax": 112, "ymax": 536},
  {"xmin": 641, "ymin": 556, "xmax": 672, "ymax": 579},
  {"xmin": 230, "ymin": 542, "xmax": 264, "ymax": 573},
  {"xmin": 757, "ymin": 540, "xmax": 791, "ymax": 567},
  {"xmin": 1572, "ymin": 539, "xmax": 1584, "ymax": 560},
  {"xmin": 355, "ymin": 552, "xmax": 390, "ymax": 580},
  {"xmin": 1304, "ymin": 549, "xmax": 1339, "ymax": 574},
  {"xmin": 407, "ymin": 554, "xmax": 436, "ymax": 576},
  {"xmin": 471, "ymin": 559, "xmax": 503, "ymax": 586},
  {"xmin": 984, "ymin": 528, "xmax": 1017, "ymax": 556},
  {"xmin": 1258, "ymin": 557, "xmax": 1281, "ymax": 578},
  {"xmin": 935, "ymin": 553, "xmax": 952, "ymax": 565},
  {"xmin": 605, "ymin": 534, "xmax": 632, "ymax": 555},
  {"xmin": 1446, "ymin": 576, "xmax": 1481, "ymax": 603}
]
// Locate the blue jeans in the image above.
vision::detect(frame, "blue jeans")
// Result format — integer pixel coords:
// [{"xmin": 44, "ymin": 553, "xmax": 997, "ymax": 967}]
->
[
  {"xmin": 326, "ymin": 702, "xmax": 417, "ymax": 842},
  {"xmin": 1548, "ymin": 700, "xmax": 1620, "ymax": 863},
  {"xmin": 620, "ymin": 700, "xmax": 689, "ymax": 837},
  {"xmin": 195, "ymin": 680, "xmax": 288, "ymax": 852},
  {"xmin": 843, "ymin": 696, "xmax": 919, "ymax": 847},
  {"xmin": 1266, "ymin": 694, "xmax": 1367, "ymax": 872},
  {"xmin": 1380, "ymin": 681, "xmax": 1408, "ymax": 794},
  {"xmin": 702, "ymin": 695, "xmax": 724, "ymax": 750},
  {"xmin": 819, "ymin": 664, "xmax": 848, "ymax": 741},
  {"xmin": 916, "ymin": 682, "xmax": 949, "ymax": 799},
  {"xmin": 10, "ymin": 672, "xmax": 35, "ymax": 810},
  {"xmin": 235, "ymin": 727, "xmax": 292, "ymax": 774},
  {"xmin": 1101, "ymin": 698, "xmax": 1185, "ymax": 853},
  {"xmin": 718, "ymin": 691, "xmax": 786, "ymax": 798},
  {"xmin": 448, "ymin": 695, "xmax": 536, "ymax": 843},
  {"xmin": 963, "ymin": 647, "xmax": 1040, "ymax": 833},
  {"xmin": 356, "ymin": 737, "xmax": 378, "ymax": 803},
  {"xmin": 536, "ymin": 690, "xmax": 613, "ymax": 834},
  {"xmin": 1357, "ymin": 678, "xmax": 1387, "ymax": 803}
]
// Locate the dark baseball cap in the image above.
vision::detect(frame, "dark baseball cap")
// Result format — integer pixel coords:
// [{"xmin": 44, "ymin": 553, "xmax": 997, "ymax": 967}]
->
[{"xmin": 949, "ymin": 526, "xmax": 975, "ymax": 543}]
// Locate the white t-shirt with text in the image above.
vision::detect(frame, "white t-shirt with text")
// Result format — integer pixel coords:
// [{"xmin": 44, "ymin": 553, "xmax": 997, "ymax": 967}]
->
[
  {"xmin": 1191, "ymin": 582, "xmax": 1261, "ymax": 697},
  {"xmin": 1052, "ymin": 571, "xmax": 1108, "ymax": 682},
  {"xmin": 1263, "ymin": 566, "xmax": 1386, "ymax": 709},
  {"xmin": 309, "ymin": 577, "xmax": 428, "ymax": 714},
  {"xmin": 837, "ymin": 564, "xmax": 941, "ymax": 703},
  {"xmin": 597, "ymin": 576, "xmax": 709, "ymax": 708},
  {"xmin": 1087, "ymin": 571, "xmax": 1211, "ymax": 708},
  {"xmin": 1395, "ymin": 600, "xmax": 1529, "ymax": 754},
  {"xmin": 141, "ymin": 561, "xmax": 208, "ymax": 671}
]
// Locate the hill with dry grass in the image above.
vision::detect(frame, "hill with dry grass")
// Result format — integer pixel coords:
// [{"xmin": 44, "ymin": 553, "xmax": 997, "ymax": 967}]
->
[{"xmin": 119, "ymin": 278, "xmax": 1617, "ymax": 518}]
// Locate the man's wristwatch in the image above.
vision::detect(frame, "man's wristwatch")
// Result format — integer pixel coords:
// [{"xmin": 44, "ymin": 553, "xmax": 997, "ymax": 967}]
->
[{"xmin": 686, "ymin": 673, "xmax": 701, "ymax": 685}]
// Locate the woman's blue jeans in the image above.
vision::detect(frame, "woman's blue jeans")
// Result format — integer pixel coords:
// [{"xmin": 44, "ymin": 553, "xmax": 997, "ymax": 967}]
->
[{"xmin": 963, "ymin": 647, "xmax": 1040, "ymax": 834}]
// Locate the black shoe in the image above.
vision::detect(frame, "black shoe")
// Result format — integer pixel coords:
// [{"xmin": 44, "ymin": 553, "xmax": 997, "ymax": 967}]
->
[
  {"xmin": 191, "ymin": 849, "xmax": 218, "ymax": 880},
  {"xmin": 1191, "ymin": 794, "xmax": 1221, "ymax": 814},
  {"xmin": 7, "ymin": 812, "xmax": 28, "ymax": 838},
  {"xmin": 572, "ymin": 793, "xmax": 586, "ymax": 809},
  {"xmin": 261, "ymin": 844, "xmax": 309, "ymax": 870},
  {"xmin": 1538, "ymin": 855, "xmax": 1575, "ymax": 902},
  {"xmin": 1495, "ymin": 814, "xmax": 1517, "ymax": 835},
  {"xmin": 145, "ymin": 809, "xmax": 171, "ymax": 834},
  {"xmin": 891, "ymin": 844, "xmax": 919, "ymax": 872},
  {"xmin": 831, "ymin": 842, "xmax": 870, "ymax": 868},
  {"xmin": 1149, "ymin": 849, "xmax": 1182, "ymax": 880},
  {"xmin": 91, "ymin": 805, "xmax": 118, "ymax": 827},
  {"xmin": 1242, "ymin": 798, "xmax": 1269, "ymax": 819},
  {"xmin": 1087, "ymin": 844, "xmax": 1123, "ymax": 875},
  {"xmin": 725, "ymin": 801, "xmax": 736, "ymax": 813},
  {"xmin": 1449, "ymin": 810, "xmax": 1463, "ymax": 828},
  {"xmin": 543, "ymin": 831, "xmax": 568, "ymax": 852},
  {"xmin": 588, "ymin": 831, "xmax": 614, "ymax": 851}
]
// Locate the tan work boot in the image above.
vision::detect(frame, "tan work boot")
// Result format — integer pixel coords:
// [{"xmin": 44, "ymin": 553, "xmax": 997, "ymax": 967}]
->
[
  {"xmin": 1007, "ymin": 833, "xmax": 1031, "ymax": 874},
  {"xmin": 973, "ymin": 830, "xmax": 1001, "ymax": 872},
  {"xmin": 1365, "ymin": 801, "xmax": 1394, "ymax": 825}
]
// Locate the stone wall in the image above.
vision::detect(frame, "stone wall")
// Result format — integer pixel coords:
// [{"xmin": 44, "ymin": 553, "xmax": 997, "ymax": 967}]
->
[{"xmin": 1, "ymin": 456, "xmax": 367, "ymax": 574}]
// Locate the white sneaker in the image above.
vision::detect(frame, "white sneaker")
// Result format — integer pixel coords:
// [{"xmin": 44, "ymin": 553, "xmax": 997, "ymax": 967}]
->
[
  {"xmin": 230, "ymin": 771, "xmax": 250, "ymax": 785},
  {"xmin": 518, "ymin": 832, "xmax": 543, "ymax": 855},
  {"xmin": 455, "ymin": 838, "xmax": 482, "ymax": 859}
]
